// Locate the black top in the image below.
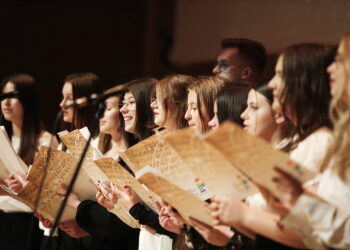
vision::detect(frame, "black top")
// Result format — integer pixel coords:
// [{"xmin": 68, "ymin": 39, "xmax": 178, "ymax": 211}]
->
[
  {"xmin": 76, "ymin": 199, "xmax": 139, "ymax": 250},
  {"xmin": 129, "ymin": 202, "xmax": 176, "ymax": 239}
]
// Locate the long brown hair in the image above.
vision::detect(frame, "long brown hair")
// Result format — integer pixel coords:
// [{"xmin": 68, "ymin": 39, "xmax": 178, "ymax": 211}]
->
[
  {"xmin": 60, "ymin": 73, "xmax": 104, "ymax": 134},
  {"xmin": 155, "ymin": 74, "xmax": 195, "ymax": 129},
  {"xmin": 0, "ymin": 74, "xmax": 43, "ymax": 165},
  {"xmin": 279, "ymin": 44, "xmax": 335, "ymax": 151},
  {"xmin": 188, "ymin": 76, "xmax": 226, "ymax": 133}
]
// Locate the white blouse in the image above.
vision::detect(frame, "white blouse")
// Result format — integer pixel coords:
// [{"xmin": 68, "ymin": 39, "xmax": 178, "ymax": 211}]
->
[
  {"xmin": 283, "ymin": 166, "xmax": 350, "ymax": 250},
  {"xmin": 0, "ymin": 131, "xmax": 57, "ymax": 212},
  {"xmin": 246, "ymin": 127, "xmax": 332, "ymax": 211}
]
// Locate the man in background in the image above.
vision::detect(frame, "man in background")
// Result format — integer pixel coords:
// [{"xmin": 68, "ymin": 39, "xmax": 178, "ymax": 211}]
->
[{"xmin": 213, "ymin": 38, "xmax": 267, "ymax": 85}]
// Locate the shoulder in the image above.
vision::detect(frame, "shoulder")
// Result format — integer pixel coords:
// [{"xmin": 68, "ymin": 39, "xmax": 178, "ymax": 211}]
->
[
  {"xmin": 294, "ymin": 127, "xmax": 332, "ymax": 151},
  {"xmin": 290, "ymin": 127, "xmax": 333, "ymax": 172},
  {"xmin": 303, "ymin": 127, "xmax": 333, "ymax": 144},
  {"xmin": 37, "ymin": 130, "xmax": 59, "ymax": 148}
]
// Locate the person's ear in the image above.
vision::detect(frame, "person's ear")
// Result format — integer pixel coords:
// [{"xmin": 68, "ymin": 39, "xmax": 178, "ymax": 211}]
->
[
  {"xmin": 241, "ymin": 67, "xmax": 253, "ymax": 80},
  {"xmin": 274, "ymin": 112, "xmax": 285, "ymax": 124}
]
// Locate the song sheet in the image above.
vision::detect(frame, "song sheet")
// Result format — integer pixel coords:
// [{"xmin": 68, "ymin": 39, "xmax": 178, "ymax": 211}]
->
[
  {"xmin": 165, "ymin": 128, "xmax": 258, "ymax": 199},
  {"xmin": 60, "ymin": 129, "xmax": 143, "ymax": 228},
  {"xmin": 136, "ymin": 166, "xmax": 215, "ymax": 227},
  {"xmin": 0, "ymin": 126, "xmax": 27, "ymax": 176},
  {"xmin": 120, "ymin": 131, "xmax": 211, "ymax": 200},
  {"xmin": 0, "ymin": 158, "xmax": 10, "ymax": 180},
  {"xmin": 18, "ymin": 182, "xmax": 76, "ymax": 222},
  {"xmin": 59, "ymin": 129, "xmax": 104, "ymax": 200},
  {"xmin": 204, "ymin": 122, "xmax": 316, "ymax": 201},
  {"xmin": 20, "ymin": 146, "xmax": 79, "ymax": 222},
  {"xmin": 108, "ymin": 202, "xmax": 140, "ymax": 228},
  {"xmin": 94, "ymin": 157, "xmax": 159, "ymax": 212}
]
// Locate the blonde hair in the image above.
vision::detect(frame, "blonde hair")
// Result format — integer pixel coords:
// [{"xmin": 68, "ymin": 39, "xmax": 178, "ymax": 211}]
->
[{"xmin": 321, "ymin": 32, "xmax": 350, "ymax": 180}]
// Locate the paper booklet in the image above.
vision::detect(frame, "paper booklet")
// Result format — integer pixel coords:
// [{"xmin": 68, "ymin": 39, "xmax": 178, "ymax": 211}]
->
[
  {"xmin": 94, "ymin": 157, "xmax": 159, "ymax": 213},
  {"xmin": 135, "ymin": 166, "xmax": 215, "ymax": 227},
  {"xmin": 204, "ymin": 122, "xmax": 316, "ymax": 201},
  {"xmin": 59, "ymin": 128, "xmax": 140, "ymax": 228},
  {"xmin": 59, "ymin": 128, "xmax": 103, "ymax": 200},
  {"xmin": 165, "ymin": 128, "xmax": 258, "ymax": 199},
  {"xmin": 0, "ymin": 126, "xmax": 28, "ymax": 179},
  {"xmin": 109, "ymin": 202, "xmax": 140, "ymax": 229},
  {"xmin": 17, "ymin": 146, "xmax": 78, "ymax": 222},
  {"xmin": 119, "ymin": 130, "xmax": 211, "ymax": 201}
]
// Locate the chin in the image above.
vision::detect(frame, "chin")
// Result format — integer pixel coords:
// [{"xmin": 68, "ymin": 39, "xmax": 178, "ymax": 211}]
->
[
  {"xmin": 124, "ymin": 124, "xmax": 135, "ymax": 134},
  {"xmin": 63, "ymin": 117, "xmax": 73, "ymax": 123},
  {"xmin": 100, "ymin": 127, "xmax": 107, "ymax": 133},
  {"xmin": 154, "ymin": 120, "xmax": 163, "ymax": 127}
]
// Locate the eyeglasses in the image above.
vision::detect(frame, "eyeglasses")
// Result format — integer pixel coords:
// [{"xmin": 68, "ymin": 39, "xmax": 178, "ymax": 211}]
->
[
  {"xmin": 119, "ymin": 99, "xmax": 136, "ymax": 110},
  {"xmin": 151, "ymin": 97, "xmax": 159, "ymax": 106},
  {"xmin": 214, "ymin": 62, "xmax": 231, "ymax": 73}
]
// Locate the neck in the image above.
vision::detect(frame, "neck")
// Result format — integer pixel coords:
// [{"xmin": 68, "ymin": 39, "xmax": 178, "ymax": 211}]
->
[
  {"xmin": 164, "ymin": 120, "xmax": 178, "ymax": 132},
  {"xmin": 12, "ymin": 120, "xmax": 22, "ymax": 137},
  {"xmin": 110, "ymin": 131, "xmax": 127, "ymax": 152},
  {"xmin": 270, "ymin": 126, "xmax": 283, "ymax": 147}
]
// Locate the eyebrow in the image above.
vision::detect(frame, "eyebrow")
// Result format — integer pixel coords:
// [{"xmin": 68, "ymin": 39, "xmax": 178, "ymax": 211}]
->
[
  {"xmin": 249, "ymin": 101, "xmax": 257, "ymax": 105},
  {"xmin": 105, "ymin": 100, "xmax": 115, "ymax": 105},
  {"xmin": 218, "ymin": 59, "xmax": 229, "ymax": 63},
  {"xmin": 124, "ymin": 97, "xmax": 135, "ymax": 100}
]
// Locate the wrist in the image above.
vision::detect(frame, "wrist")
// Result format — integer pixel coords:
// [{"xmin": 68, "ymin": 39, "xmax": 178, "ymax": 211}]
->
[
  {"xmin": 72, "ymin": 200, "xmax": 81, "ymax": 210},
  {"xmin": 238, "ymin": 202, "xmax": 249, "ymax": 227},
  {"xmin": 126, "ymin": 200, "xmax": 139, "ymax": 211}
]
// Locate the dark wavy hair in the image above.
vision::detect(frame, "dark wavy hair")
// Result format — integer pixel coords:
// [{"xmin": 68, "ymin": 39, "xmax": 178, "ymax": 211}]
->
[
  {"xmin": 0, "ymin": 74, "xmax": 43, "ymax": 165},
  {"xmin": 217, "ymin": 82, "xmax": 250, "ymax": 126},
  {"xmin": 280, "ymin": 43, "xmax": 336, "ymax": 151}
]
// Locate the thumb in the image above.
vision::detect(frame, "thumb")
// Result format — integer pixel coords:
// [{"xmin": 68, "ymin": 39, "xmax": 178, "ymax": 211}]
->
[
  {"xmin": 110, "ymin": 183, "xmax": 123, "ymax": 197},
  {"xmin": 16, "ymin": 171, "xmax": 27, "ymax": 180},
  {"xmin": 155, "ymin": 201, "xmax": 162, "ymax": 212},
  {"xmin": 123, "ymin": 185, "xmax": 133, "ymax": 196}
]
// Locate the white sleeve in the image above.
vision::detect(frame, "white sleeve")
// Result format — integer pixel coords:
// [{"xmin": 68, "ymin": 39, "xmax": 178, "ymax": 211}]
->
[
  {"xmin": 39, "ymin": 221, "xmax": 59, "ymax": 237},
  {"xmin": 283, "ymin": 194, "xmax": 350, "ymax": 250},
  {"xmin": 289, "ymin": 129, "xmax": 332, "ymax": 173}
]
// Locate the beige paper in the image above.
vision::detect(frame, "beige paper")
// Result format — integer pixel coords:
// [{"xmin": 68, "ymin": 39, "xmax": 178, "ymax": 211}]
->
[
  {"xmin": 20, "ymin": 146, "xmax": 79, "ymax": 222},
  {"xmin": 120, "ymin": 131, "xmax": 211, "ymax": 200},
  {"xmin": 0, "ymin": 158, "xmax": 10, "ymax": 180},
  {"xmin": 119, "ymin": 132, "xmax": 163, "ymax": 173},
  {"xmin": 60, "ymin": 130, "xmax": 142, "ymax": 228},
  {"xmin": 59, "ymin": 129, "xmax": 103, "ymax": 200},
  {"xmin": 165, "ymin": 128, "xmax": 258, "ymax": 199},
  {"xmin": 136, "ymin": 166, "xmax": 215, "ymax": 227},
  {"xmin": 94, "ymin": 157, "xmax": 159, "ymax": 212},
  {"xmin": 108, "ymin": 201, "xmax": 140, "ymax": 229},
  {"xmin": 0, "ymin": 126, "xmax": 28, "ymax": 176},
  {"xmin": 18, "ymin": 181, "xmax": 76, "ymax": 222},
  {"xmin": 204, "ymin": 122, "xmax": 316, "ymax": 200}
]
